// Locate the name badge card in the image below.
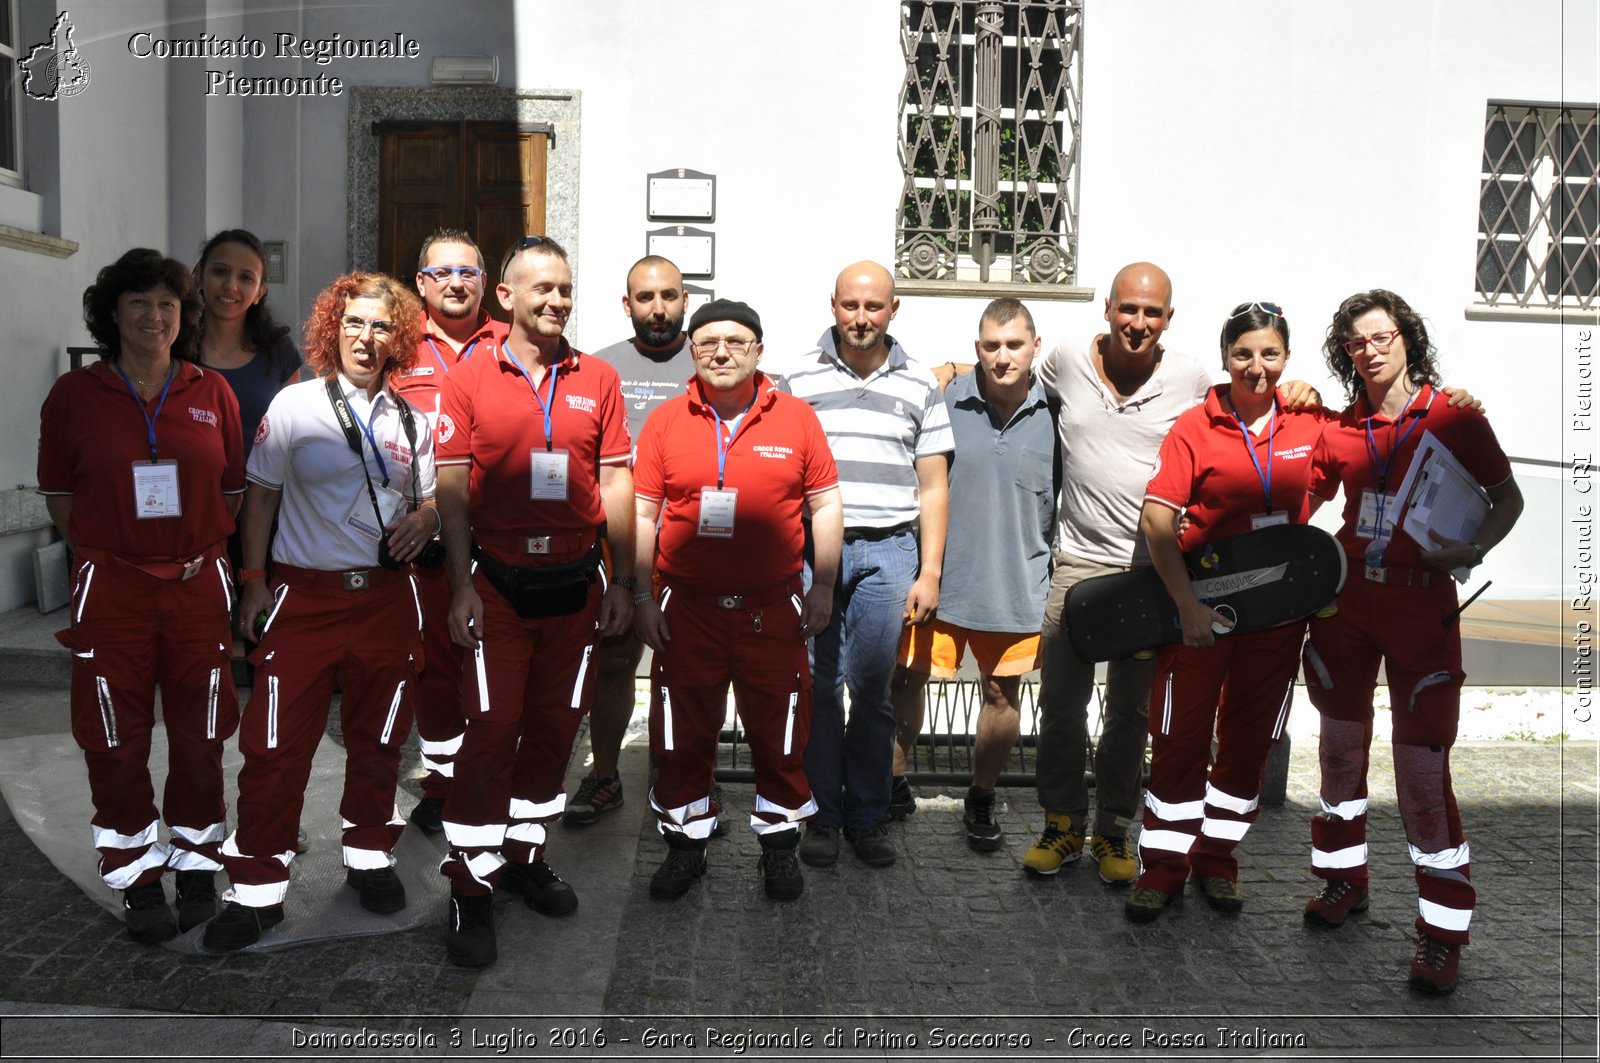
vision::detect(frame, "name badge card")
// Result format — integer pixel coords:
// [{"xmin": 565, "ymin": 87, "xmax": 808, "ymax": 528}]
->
[
  {"xmin": 346, "ymin": 484, "xmax": 405, "ymax": 540},
  {"xmin": 529, "ymin": 449, "xmax": 569, "ymax": 501},
  {"xmin": 1251, "ymin": 512, "xmax": 1289, "ymax": 530},
  {"xmin": 1356, "ymin": 489, "xmax": 1398, "ymax": 542},
  {"xmin": 132, "ymin": 460, "xmax": 182, "ymax": 519},
  {"xmin": 698, "ymin": 487, "xmax": 737, "ymax": 538}
]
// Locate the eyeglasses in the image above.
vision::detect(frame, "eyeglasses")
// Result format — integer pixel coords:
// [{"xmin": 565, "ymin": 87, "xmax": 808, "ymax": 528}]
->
[
  {"xmin": 419, "ymin": 265, "xmax": 484, "ymax": 283},
  {"xmin": 1228, "ymin": 301, "xmax": 1284, "ymax": 320},
  {"xmin": 340, "ymin": 314, "xmax": 394, "ymax": 338},
  {"xmin": 1341, "ymin": 329, "xmax": 1401, "ymax": 356},
  {"xmin": 498, "ymin": 235, "xmax": 564, "ymax": 278},
  {"xmin": 693, "ymin": 337, "xmax": 756, "ymax": 356}
]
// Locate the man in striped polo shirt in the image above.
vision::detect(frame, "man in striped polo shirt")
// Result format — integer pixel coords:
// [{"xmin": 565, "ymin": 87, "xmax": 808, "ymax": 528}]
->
[{"xmin": 780, "ymin": 260, "xmax": 954, "ymax": 869}]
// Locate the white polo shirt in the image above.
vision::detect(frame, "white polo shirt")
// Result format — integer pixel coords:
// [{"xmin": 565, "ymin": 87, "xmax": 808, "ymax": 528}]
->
[{"xmin": 247, "ymin": 374, "xmax": 436, "ymax": 571}]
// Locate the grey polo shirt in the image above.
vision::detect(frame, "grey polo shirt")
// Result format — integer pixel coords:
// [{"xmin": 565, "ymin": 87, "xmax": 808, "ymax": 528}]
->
[{"xmin": 937, "ymin": 370, "xmax": 1056, "ymax": 633}]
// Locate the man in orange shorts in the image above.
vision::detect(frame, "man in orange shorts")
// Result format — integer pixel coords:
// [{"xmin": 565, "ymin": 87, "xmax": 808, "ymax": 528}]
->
[{"xmin": 892, "ymin": 298, "xmax": 1055, "ymax": 851}]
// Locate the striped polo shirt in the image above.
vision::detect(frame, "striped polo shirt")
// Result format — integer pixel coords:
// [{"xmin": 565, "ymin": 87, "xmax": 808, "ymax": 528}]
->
[{"xmin": 778, "ymin": 329, "xmax": 954, "ymax": 529}]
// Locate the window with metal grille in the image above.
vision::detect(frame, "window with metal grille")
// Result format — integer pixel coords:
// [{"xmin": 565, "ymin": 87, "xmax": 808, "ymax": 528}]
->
[
  {"xmin": 1475, "ymin": 102, "xmax": 1598, "ymax": 313},
  {"xmin": 0, "ymin": 0, "xmax": 21, "ymax": 186},
  {"xmin": 896, "ymin": 0, "xmax": 1083, "ymax": 288}
]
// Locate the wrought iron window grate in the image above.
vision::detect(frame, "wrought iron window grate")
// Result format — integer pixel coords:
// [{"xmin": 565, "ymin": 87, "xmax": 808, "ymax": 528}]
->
[
  {"xmin": 896, "ymin": 0, "xmax": 1084, "ymax": 286},
  {"xmin": 1475, "ymin": 102, "xmax": 1598, "ymax": 312}
]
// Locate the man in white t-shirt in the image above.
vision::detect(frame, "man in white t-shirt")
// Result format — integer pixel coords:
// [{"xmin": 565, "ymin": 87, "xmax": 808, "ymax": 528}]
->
[{"xmin": 1024, "ymin": 262, "xmax": 1209, "ymax": 886}]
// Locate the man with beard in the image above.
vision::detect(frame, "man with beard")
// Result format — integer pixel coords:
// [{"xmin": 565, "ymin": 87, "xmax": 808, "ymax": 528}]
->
[
  {"xmin": 396, "ymin": 228, "xmax": 508, "ymax": 834},
  {"xmin": 564, "ymin": 256, "xmax": 693, "ymax": 827},
  {"xmin": 781, "ymin": 260, "xmax": 952, "ymax": 870}
]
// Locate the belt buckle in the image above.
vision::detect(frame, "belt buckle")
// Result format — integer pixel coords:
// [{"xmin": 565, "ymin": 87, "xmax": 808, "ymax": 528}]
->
[
  {"xmin": 526, "ymin": 536, "xmax": 551, "ymax": 556},
  {"xmin": 180, "ymin": 555, "xmax": 205, "ymax": 582},
  {"xmin": 343, "ymin": 570, "xmax": 370, "ymax": 591},
  {"xmin": 716, "ymin": 595, "xmax": 743, "ymax": 610},
  {"xmin": 1363, "ymin": 564, "xmax": 1387, "ymax": 584}
]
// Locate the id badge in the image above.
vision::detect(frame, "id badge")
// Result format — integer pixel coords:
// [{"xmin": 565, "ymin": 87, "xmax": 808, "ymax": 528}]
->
[
  {"xmin": 1251, "ymin": 511, "xmax": 1289, "ymax": 530},
  {"xmin": 698, "ymin": 487, "xmax": 738, "ymax": 538},
  {"xmin": 1356, "ymin": 489, "xmax": 1397, "ymax": 541},
  {"xmin": 132, "ymin": 460, "xmax": 182, "ymax": 519},
  {"xmin": 529, "ymin": 449, "xmax": 569, "ymax": 501},
  {"xmin": 345, "ymin": 484, "xmax": 405, "ymax": 540}
]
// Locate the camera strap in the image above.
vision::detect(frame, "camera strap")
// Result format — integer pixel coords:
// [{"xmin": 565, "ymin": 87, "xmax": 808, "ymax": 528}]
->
[{"xmin": 324, "ymin": 377, "xmax": 398, "ymax": 538}]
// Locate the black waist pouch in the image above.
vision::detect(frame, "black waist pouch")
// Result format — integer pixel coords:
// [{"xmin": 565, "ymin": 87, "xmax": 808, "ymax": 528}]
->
[{"xmin": 474, "ymin": 543, "xmax": 601, "ymax": 619}]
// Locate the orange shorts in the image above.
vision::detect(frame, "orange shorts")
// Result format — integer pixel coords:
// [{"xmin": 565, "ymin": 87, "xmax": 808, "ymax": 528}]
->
[{"xmin": 897, "ymin": 620, "xmax": 1040, "ymax": 680}]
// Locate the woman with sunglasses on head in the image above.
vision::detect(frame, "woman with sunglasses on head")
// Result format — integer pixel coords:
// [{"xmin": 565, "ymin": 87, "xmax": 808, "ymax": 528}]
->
[
  {"xmin": 38, "ymin": 248, "xmax": 246, "ymax": 944},
  {"xmin": 1126, "ymin": 302, "xmax": 1330, "ymax": 925},
  {"xmin": 1300, "ymin": 289, "xmax": 1521, "ymax": 995},
  {"xmin": 194, "ymin": 229, "xmax": 303, "ymax": 457},
  {"xmin": 204, "ymin": 273, "xmax": 439, "ymax": 952}
]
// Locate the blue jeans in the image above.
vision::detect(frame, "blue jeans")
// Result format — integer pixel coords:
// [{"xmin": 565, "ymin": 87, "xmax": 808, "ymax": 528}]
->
[{"xmin": 805, "ymin": 530, "xmax": 919, "ymax": 829}]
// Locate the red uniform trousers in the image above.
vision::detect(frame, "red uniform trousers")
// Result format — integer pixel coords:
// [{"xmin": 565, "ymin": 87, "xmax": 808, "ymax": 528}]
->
[
  {"xmin": 221, "ymin": 565, "xmax": 420, "ymax": 908},
  {"xmin": 58, "ymin": 545, "xmax": 239, "ymax": 890},
  {"xmin": 649, "ymin": 582, "xmax": 817, "ymax": 841},
  {"xmin": 440, "ymin": 571, "xmax": 600, "ymax": 896},
  {"xmin": 411, "ymin": 562, "xmax": 465, "ymax": 800},
  {"xmin": 1136, "ymin": 622, "xmax": 1303, "ymax": 894},
  {"xmin": 1302, "ymin": 572, "xmax": 1473, "ymax": 943}
]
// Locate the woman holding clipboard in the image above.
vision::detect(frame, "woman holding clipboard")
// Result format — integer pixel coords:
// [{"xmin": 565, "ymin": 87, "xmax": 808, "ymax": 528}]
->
[{"xmin": 1300, "ymin": 289, "xmax": 1523, "ymax": 995}]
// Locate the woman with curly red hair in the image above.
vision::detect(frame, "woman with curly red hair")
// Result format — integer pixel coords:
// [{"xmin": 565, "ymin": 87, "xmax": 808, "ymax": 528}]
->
[{"xmin": 205, "ymin": 272, "xmax": 437, "ymax": 951}]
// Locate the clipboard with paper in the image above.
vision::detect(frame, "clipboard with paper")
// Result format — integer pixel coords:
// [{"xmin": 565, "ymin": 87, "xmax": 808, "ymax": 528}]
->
[{"xmin": 1393, "ymin": 430, "xmax": 1489, "ymax": 583}]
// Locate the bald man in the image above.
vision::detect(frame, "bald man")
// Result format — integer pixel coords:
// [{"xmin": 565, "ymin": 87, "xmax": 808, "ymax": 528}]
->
[
  {"xmin": 779, "ymin": 261, "xmax": 953, "ymax": 869},
  {"xmin": 1018, "ymin": 262, "xmax": 1208, "ymax": 886}
]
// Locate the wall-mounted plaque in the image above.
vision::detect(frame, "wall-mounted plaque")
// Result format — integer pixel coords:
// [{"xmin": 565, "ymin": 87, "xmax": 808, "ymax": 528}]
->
[
  {"xmin": 647, "ymin": 168, "xmax": 716, "ymax": 221},
  {"xmin": 684, "ymin": 283, "xmax": 715, "ymax": 321},
  {"xmin": 647, "ymin": 226, "xmax": 714, "ymax": 279}
]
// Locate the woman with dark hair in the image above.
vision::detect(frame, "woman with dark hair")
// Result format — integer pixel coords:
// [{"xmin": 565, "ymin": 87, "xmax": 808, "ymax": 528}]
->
[
  {"xmin": 1300, "ymin": 289, "xmax": 1522, "ymax": 995},
  {"xmin": 1126, "ymin": 302, "xmax": 1329, "ymax": 924},
  {"xmin": 194, "ymin": 229, "xmax": 303, "ymax": 455},
  {"xmin": 37, "ymin": 247, "xmax": 247, "ymax": 944},
  {"xmin": 205, "ymin": 272, "xmax": 437, "ymax": 951}
]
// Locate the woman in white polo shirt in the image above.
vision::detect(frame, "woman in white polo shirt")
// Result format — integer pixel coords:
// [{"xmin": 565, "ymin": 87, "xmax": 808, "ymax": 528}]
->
[{"xmin": 204, "ymin": 272, "xmax": 439, "ymax": 951}]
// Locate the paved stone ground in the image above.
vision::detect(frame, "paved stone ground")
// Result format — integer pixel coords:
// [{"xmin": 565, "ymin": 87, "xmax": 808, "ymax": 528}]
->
[
  {"xmin": 0, "ymin": 714, "xmax": 1593, "ymax": 1060},
  {"xmin": 0, "ymin": 661, "xmax": 1594, "ymax": 1060}
]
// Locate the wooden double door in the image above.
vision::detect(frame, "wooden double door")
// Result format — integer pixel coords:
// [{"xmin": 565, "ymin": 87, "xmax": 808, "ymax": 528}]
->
[{"xmin": 376, "ymin": 120, "xmax": 548, "ymax": 315}]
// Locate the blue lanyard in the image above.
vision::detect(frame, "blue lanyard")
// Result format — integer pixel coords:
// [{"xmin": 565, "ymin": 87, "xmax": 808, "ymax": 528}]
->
[
  {"xmin": 1227, "ymin": 393, "xmax": 1277, "ymax": 514},
  {"xmin": 1362, "ymin": 386, "xmax": 1432, "ymax": 554},
  {"xmin": 424, "ymin": 334, "xmax": 480, "ymax": 376},
  {"xmin": 710, "ymin": 394, "xmax": 757, "ymax": 490},
  {"xmin": 502, "ymin": 344, "xmax": 559, "ymax": 451},
  {"xmin": 112, "ymin": 361, "xmax": 176, "ymax": 462},
  {"xmin": 345, "ymin": 387, "xmax": 391, "ymax": 486}
]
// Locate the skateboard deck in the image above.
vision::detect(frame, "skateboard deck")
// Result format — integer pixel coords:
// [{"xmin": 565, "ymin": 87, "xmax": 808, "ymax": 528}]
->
[{"xmin": 1064, "ymin": 524, "xmax": 1347, "ymax": 662}]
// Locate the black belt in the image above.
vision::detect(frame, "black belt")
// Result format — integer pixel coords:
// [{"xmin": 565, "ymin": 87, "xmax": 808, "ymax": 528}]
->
[{"xmin": 842, "ymin": 521, "xmax": 915, "ymax": 544}]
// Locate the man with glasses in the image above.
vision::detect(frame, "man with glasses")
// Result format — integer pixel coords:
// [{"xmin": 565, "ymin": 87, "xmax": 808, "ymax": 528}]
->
[
  {"xmin": 632, "ymin": 299, "xmax": 843, "ymax": 901},
  {"xmin": 564, "ymin": 255, "xmax": 694, "ymax": 829},
  {"xmin": 781, "ymin": 260, "xmax": 953, "ymax": 870},
  {"xmin": 398, "ymin": 228, "xmax": 509, "ymax": 835},
  {"xmin": 433, "ymin": 236, "xmax": 635, "ymax": 966}
]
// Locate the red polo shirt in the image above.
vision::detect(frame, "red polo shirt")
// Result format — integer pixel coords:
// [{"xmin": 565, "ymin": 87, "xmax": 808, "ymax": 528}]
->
[
  {"xmin": 37, "ymin": 359, "xmax": 246, "ymax": 558},
  {"xmin": 1144, "ymin": 385, "xmax": 1328, "ymax": 551},
  {"xmin": 437, "ymin": 338, "xmax": 630, "ymax": 564},
  {"xmin": 634, "ymin": 373, "xmax": 839, "ymax": 593},
  {"xmin": 394, "ymin": 311, "xmax": 508, "ymax": 415},
  {"xmin": 1308, "ymin": 383, "xmax": 1511, "ymax": 566}
]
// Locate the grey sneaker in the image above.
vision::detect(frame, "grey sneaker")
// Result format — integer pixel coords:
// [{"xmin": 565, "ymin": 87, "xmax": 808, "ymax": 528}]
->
[{"xmin": 799, "ymin": 824, "xmax": 840, "ymax": 867}]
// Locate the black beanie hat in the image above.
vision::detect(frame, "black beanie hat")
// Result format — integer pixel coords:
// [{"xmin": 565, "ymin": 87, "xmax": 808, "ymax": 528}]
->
[{"xmin": 688, "ymin": 298, "xmax": 763, "ymax": 342}]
